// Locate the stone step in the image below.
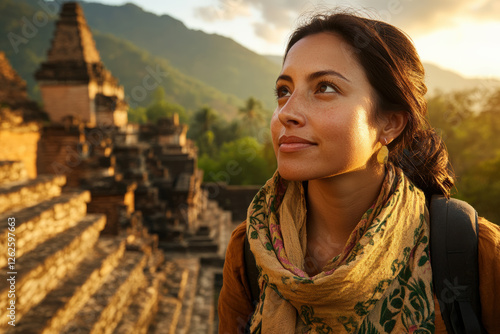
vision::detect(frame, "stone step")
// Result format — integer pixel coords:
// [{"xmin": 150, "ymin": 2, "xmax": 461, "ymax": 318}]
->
[
  {"xmin": 148, "ymin": 263, "xmax": 187, "ymax": 334},
  {"xmin": 0, "ymin": 190, "xmax": 91, "ymax": 267},
  {"xmin": 170, "ymin": 258, "xmax": 201, "ymax": 334},
  {"xmin": 190, "ymin": 265, "xmax": 221, "ymax": 334},
  {"xmin": 0, "ymin": 160, "xmax": 28, "ymax": 186},
  {"xmin": 149, "ymin": 297, "xmax": 182, "ymax": 334},
  {"xmin": 4, "ymin": 236, "xmax": 126, "ymax": 334},
  {"xmin": 60, "ymin": 250, "xmax": 149, "ymax": 334},
  {"xmin": 0, "ymin": 214, "xmax": 106, "ymax": 328},
  {"xmin": 0, "ymin": 174, "xmax": 66, "ymax": 214},
  {"xmin": 149, "ymin": 258, "xmax": 200, "ymax": 334},
  {"xmin": 114, "ymin": 271, "xmax": 164, "ymax": 334}
]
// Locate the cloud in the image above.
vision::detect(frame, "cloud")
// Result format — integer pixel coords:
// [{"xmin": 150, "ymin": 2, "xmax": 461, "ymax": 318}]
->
[
  {"xmin": 464, "ymin": 0, "xmax": 500, "ymax": 20},
  {"xmin": 246, "ymin": 0, "xmax": 305, "ymax": 42},
  {"xmin": 253, "ymin": 21, "xmax": 288, "ymax": 43},
  {"xmin": 194, "ymin": 0, "xmax": 500, "ymax": 41},
  {"xmin": 194, "ymin": 0, "xmax": 308, "ymax": 42},
  {"xmin": 354, "ymin": 0, "xmax": 500, "ymax": 35},
  {"xmin": 194, "ymin": 0, "xmax": 252, "ymax": 22}
]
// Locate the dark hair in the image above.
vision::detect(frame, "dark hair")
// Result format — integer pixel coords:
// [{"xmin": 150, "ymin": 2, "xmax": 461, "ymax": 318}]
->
[{"xmin": 285, "ymin": 11, "xmax": 455, "ymax": 197}]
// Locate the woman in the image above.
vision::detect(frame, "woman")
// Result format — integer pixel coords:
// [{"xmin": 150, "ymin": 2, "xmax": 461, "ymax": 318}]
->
[{"xmin": 218, "ymin": 11, "xmax": 500, "ymax": 333}]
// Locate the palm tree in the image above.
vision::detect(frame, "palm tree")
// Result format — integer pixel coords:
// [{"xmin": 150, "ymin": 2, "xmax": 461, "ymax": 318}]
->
[
  {"xmin": 238, "ymin": 97, "xmax": 266, "ymax": 137},
  {"xmin": 195, "ymin": 107, "xmax": 218, "ymax": 133}
]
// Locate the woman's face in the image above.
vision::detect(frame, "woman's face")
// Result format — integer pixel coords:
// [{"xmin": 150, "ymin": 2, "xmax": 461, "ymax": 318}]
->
[{"xmin": 271, "ymin": 32, "xmax": 383, "ymax": 181}]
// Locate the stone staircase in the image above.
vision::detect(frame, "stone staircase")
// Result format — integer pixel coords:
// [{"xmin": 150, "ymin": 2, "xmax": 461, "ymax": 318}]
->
[
  {"xmin": 148, "ymin": 258, "xmax": 200, "ymax": 334},
  {"xmin": 0, "ymin": 161, "xmax": 201, "ymax": 333}
]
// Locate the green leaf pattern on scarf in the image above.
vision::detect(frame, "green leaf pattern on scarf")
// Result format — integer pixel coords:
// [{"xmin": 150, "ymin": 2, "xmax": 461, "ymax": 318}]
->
[{"xmin": 356, "ymin": 218, "xmax": 435, "ymax": 333}]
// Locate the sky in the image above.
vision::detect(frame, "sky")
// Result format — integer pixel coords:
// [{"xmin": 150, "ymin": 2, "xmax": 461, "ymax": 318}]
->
[{"xmin": 91, "ymin": 0, "xmax": 500, "ymax": 79}]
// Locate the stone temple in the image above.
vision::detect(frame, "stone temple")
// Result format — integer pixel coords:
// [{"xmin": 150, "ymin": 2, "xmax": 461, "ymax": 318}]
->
[
  {"xmin": 35, "ymin": 2, "xmax": 128, "ymax": 128},
  {"xmin": 0, "ymin": 2, "xmax": 259, "ymax": 333}
]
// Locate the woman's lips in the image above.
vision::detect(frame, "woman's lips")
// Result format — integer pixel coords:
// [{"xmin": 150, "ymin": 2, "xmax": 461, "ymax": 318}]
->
[{"xmin": 278, "ymin": 135, "xmax": 316, "ymax": 152}]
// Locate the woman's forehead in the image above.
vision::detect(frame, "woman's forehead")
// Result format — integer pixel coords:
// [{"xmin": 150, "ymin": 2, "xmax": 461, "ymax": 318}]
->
[{"xmin": 280, "ymin": 33, "xmax": 363, "ymax": 81}]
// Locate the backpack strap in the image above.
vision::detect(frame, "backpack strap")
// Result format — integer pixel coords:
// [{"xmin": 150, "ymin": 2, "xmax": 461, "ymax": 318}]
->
[
  {"xmin": 244, "ymin": 234, "xmax": 260, "ymax": 305},
  {"xmin": 430, "ymin": 195, "xmax": 485, "ymax": 334}
]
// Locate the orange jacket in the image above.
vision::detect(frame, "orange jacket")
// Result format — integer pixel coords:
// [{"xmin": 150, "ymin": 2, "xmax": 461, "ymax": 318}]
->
[{"xmin": 218, "ymin": 218, "xmax": 500, "ymax": 333}]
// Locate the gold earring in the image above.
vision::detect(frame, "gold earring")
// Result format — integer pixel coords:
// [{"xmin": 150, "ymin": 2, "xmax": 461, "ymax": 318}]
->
[{"xmin": 377, "ymin": 138, "xmax": 389, "ymax": 164}]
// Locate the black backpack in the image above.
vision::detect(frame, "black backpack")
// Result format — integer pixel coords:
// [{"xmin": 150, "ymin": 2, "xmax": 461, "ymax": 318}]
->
[{"xmin": 243, "ymin": 195, "xmax": 486, "ymax": 333}]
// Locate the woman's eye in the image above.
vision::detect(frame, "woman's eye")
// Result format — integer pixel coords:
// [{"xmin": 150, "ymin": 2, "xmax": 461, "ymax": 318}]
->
[
  {"xmin": 317, "ymin": 83, "xmax": 337, "ymax": 93},
  {"xmin": 275, "ymin": 86, "xmax": 291, "ymax": 98}
]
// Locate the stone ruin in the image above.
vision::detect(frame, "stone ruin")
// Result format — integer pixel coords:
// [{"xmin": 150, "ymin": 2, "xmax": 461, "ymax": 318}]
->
[
  {"xmin": 0, "ymin": 2, "xmax": 237, "ymax": 333},
  {"xmin": 35, "ymin": 2, "xmax": 128, "ymax": 128}
]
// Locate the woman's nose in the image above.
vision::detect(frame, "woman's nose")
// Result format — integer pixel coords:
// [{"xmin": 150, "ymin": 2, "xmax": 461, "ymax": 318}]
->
[{"xmin": 277, "ymin": 94, "xmax": 306, "ymax": 127}]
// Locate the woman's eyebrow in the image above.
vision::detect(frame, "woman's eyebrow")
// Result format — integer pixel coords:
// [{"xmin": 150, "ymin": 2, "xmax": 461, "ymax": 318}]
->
[
  {"xmin": 276, "ymin": 74, "xmax": 292, "ymax": 84},
  {"xmin": 276, "ymin": 70, "xmax": 350, "ymax": 84},
  {"xmin": 308, "ymin": 70, "xmax": 350, "ymax": 83}
]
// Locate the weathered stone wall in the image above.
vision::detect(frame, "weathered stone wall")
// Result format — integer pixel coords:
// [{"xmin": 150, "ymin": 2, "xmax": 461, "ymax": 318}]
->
[
  {"xmin": 0, "ymin": 52, "xmax": 28, "ymax": 105},
  {"xmin": 39, "ymin": 84, "xmax": 95, "ymax": 124},
  {"xmin": 36, "ymin": 123, "xmax": 87, "ymax": 187},
  {"xmin": 203, "ymin": 183, "xmax": 261, "ymax": 222},
  {"xmin": 113, "ymin": 108, "xmax": 128, "ymax": 128},
  {"xmin": 0, "ymin": 127, "xmax": 40, "ymax": 178},
  {"xmin": 87, "ymin": 182, "xmax": 136, "ymax": 235},
  {"xmin": 0, "ymin": 161, "xmax": 27, "ymax": 185}
]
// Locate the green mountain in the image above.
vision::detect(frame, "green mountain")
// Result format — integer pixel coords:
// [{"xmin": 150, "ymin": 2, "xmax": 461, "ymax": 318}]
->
[
  {"xmin": 0, "ymin": 0, "xmax": 241, "ymax": 116},
  {"xmin": 0, "ymin": 0, "xmax": 55, "ymax": 101},
  {"xmin": 423, "ymin": 63, "xmax": 500, "ymax": 95},
  {"xmin": 93, "ymin": 31, "xmax": 241, "ymax": 115}
]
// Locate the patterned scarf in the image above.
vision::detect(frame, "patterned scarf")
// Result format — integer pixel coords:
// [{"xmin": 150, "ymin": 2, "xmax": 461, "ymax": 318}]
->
[{"xmin": 246, "ymin": 164, "xmax": 435, "ymax": 333}]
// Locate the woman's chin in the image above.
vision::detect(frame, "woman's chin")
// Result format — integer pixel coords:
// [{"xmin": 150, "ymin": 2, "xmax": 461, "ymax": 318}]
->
[{"xmin": 278, "ymin": 168, "xmax": 314, "ymax": 182}]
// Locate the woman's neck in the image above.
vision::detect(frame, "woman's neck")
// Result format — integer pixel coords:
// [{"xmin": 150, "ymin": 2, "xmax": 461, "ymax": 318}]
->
[{"xmin": 306, "ymin": 164, "xmax": 386, "ymax": 246}]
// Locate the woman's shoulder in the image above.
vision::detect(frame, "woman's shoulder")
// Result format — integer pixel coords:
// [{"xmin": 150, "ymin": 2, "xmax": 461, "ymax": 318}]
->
[
  {"xmin": 478, "ymin": 216, "xmax": 500, "ymax": 260},
  {"xmin": 222, "ymin": 220, "xmax": 248, "ymax": 282},
  {"xmin": 222, "ymin": 220, "xmax": 251, "ymax": 295},
  {"xmin": 478, "ymin": 216, "xmax": 500, "ymax": 264},
  {"xmin": 477, "ymin": 217, "xmax": 500, "ymax": 333},
  {"xmin": 218, "ymin": 221, "xmax": 254, "ymax": 334},
  {"xmin": 230, "ymin": 221, "xmax": 247, "ymax": 241},
  {"xmin": 226, "ymin": 221, "xmax": 247, "ymax": 259},
  {"xmin": 478, "ymin": 216, "xmax": 500, "ymax": 241}
]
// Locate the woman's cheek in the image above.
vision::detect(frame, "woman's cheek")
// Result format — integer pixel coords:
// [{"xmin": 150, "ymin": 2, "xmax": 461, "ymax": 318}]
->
[{"xmin": 270, "ymin": 117, "xmax": 281, "ymax": 155}]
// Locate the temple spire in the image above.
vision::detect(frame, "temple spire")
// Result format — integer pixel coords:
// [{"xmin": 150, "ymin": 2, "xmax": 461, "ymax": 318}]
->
[
  {"xmin": 46, "ymin": 2, "xmax": 101, "ymax": 63},
  {"xmin": 35, "ymin": 2, "xmax": 127, "ymax": 128}
]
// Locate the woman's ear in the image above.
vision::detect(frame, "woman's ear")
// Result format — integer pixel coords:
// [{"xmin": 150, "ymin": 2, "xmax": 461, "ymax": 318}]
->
[{"xmin": 380, "ymin": 111, "xmax": 408, "ymax": 142}]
